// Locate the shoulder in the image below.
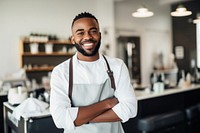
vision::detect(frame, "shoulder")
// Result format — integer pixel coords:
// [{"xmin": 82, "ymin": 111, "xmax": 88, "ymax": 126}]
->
[
  {"xmin": 101, "ymin": 55, "xmax": 129, "ymax": 81},
  {"xmin": 102, "ymin": 55, "xmax": 124, "ymax": 67},
  {"xmin": 52, "ymin": 58, "xmax": 71, "ymax": 75}
]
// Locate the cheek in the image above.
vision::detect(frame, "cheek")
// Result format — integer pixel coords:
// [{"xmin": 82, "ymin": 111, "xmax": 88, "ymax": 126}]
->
[
  {"xmin": 94, "ymin": 34, "xmax": 101, "ymax": 41},
  {"xmin": 73, "ymin": 37, "xmax": 82, "ymax": 44}
]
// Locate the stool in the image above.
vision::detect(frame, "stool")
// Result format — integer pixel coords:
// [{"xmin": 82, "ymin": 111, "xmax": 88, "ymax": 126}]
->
[
  {"xmin": 185, "ymin": 104, "xmax": 200, "ymax": 120},
  {"xmin": 138, "ymin": 111, "xmax": 185, "ymax": 133},
  {"xmin": 185, "ymin": 103, "xmax": 200, "ymax": 133}
]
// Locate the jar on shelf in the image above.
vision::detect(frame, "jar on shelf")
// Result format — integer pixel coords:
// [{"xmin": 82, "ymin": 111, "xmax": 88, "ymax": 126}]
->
[
  {"xmin": 30, "ymin": 43, "xmax": 39, "ymax": 54},
  {"xmin": 45, "ymin": 43, "xmax": 53, "ymax": 54}
]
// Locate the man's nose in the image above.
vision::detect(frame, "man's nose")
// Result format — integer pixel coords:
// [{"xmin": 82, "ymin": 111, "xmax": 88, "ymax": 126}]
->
[{"xmin": 83, "ymin": 32, "xmax": 92, "ymax": 40}]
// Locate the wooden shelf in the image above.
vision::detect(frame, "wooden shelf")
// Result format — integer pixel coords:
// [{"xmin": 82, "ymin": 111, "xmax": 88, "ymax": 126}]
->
[
  {"xmin": 23, "ymin": 39, "xmax": 72, "ymax": 45},
  {"xmin": 19, "ymin": 36, "xmax": 75, "ymax": 83},
  {"xmin": 154, "ymin": 68, "xmax": 178, "ymax": 74},
  {"xmin": 22, "ymin": 52, "xmax": 74, "ymax": 56},
  {"xmin": 25, "ymin": 66, "xmax": 54, "ymax": 72}
]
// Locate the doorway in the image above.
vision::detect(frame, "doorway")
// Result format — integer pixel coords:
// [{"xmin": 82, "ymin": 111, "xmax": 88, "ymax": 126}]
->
[{"xmin": 117, "ymin": 36, "xmax": 141, "ymax": 84}]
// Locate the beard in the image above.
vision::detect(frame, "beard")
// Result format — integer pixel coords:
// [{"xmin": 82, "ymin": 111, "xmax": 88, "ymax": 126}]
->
[{"xmin": 74, "ymin": 39, "xmax": 101, "ymax": 56}]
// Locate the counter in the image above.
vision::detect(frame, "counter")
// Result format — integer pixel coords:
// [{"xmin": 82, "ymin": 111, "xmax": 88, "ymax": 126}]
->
[
  {"xmin": 0, "ymin": 91, "xmax": 7, "ymax": 133},
  {"xmin": 123, "ymin": 84, "xmax": 200, "ymax": 133},
  {"xmin": 135, "ymin": 84, "xmax": 200, "ymax": 100},
  {"xmin": 3, "ymin": 102, "xmax": 63, "ymax": 133},
  {"xmin": 0, "ymin": 90, "xmax": 7, "ymax": 96},
  {"xmin": 2, "ymin": 85, "xmax": 200, "ymax": 133}
]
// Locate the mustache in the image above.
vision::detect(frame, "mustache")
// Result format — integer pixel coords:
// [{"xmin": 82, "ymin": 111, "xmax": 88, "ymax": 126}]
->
[{"xmin": 80, "ymin": 39, "xmax": 96, "ymax": 45}]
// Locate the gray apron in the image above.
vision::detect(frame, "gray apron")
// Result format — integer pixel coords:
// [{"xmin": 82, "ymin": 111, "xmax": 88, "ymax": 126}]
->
[{"xmin": 66, "ymin": 56, "xmax": 125, "ymax": 133}]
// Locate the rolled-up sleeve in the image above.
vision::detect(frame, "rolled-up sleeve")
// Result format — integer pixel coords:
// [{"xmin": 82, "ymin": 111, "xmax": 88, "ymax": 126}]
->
[
  {"xmin": 50, "ymin": 66, "xmax": 78, "ymax": 131},
  {"xmin": 112, "ymin": 62, "xmax": 137, "ymax": 123}
]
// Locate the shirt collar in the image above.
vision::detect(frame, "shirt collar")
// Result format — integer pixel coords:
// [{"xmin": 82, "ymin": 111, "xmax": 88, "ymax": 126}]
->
[{"xmin": 73, "ymin": 52, "xmax": 103, "ymax": 63}]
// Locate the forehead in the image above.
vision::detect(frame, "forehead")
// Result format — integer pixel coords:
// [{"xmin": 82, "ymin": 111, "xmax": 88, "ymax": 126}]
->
[{"xmin": 72, "ymin": 18, "xmax": 99, "ymax": 31}]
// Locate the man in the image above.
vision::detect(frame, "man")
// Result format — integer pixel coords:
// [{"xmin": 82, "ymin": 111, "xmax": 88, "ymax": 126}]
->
[{"xmin": 50, "ymin": 12, "xmax": 137, "ymax": 133}]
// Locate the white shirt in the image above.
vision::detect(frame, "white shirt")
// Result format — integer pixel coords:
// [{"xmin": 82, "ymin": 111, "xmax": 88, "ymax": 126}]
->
[{"xmin": 50, "ymin": 53, "xmax": 137, "ymax": 131}]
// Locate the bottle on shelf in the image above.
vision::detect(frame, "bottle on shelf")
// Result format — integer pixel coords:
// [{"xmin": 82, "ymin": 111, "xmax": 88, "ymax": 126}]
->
[
  {"xmin": 150, "ymin": 72, "xmax": 165, "ymax": 92},
  {"xmin": 178, "ymin": 70, "xmax": 191, "ymax": 87},
  {"xmin": 150, "ymin": 72, "xmax": 157, "ymax": 91},
  {"xmin": 190, "ymin": 59, "xmax": 199, "ymax": 84}
]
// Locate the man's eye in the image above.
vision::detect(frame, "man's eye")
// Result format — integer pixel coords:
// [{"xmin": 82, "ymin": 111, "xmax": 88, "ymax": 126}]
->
[
  {"xmin": 90, "ymin": 30, "xmax": 98, "ymax": 34},
  {"xmin": 77, "ymin": 32, "xmax": 84, "ymax": 36}
]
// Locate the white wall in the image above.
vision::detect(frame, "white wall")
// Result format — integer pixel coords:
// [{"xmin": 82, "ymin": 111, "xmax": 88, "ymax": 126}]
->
[
  {"xmin": 0, "ymin": 0, "xmax": 173, "ymax": 85},
  {"xmin": 115, "ymin": 0, "xmax": 172, "ymax": 85},
  {"xmin": 0, "ymin": 0, "xmax": 115, "ymax": 78}
]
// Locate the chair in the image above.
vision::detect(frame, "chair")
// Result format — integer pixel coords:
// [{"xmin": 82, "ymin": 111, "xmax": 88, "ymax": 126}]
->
[
  {"xmin": 138, "ymin": 111, "xmax": 185, "ymax": 133},
  {"xmin": 185, "ymin": 103, "xmax": 200, "ymax": 133}
]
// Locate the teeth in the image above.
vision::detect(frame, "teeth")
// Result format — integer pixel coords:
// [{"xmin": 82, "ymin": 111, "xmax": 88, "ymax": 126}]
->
[{"xmin": 84, "ymin": 43, "xmax": 93, "ymax": 46}]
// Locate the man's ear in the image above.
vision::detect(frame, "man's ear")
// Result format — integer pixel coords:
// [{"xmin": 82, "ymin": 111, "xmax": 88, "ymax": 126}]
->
[
  {"xmin": 99, "ymin": 32, "xmax": 101, "ymax": 40},
  {"xmin": 70, "ymin": 36, "xmax": 75, "ymax": 44}
]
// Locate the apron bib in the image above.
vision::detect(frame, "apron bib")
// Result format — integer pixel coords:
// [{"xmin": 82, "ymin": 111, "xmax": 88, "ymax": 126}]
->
[{"xmin": 66, "ymin": 56, "xmax": 124, "ymax": 133}]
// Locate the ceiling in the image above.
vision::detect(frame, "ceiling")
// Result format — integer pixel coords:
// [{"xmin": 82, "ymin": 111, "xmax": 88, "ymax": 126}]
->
[{"xmin": 114, "ymin": 0, "xmax": 192, "ymax": 5}]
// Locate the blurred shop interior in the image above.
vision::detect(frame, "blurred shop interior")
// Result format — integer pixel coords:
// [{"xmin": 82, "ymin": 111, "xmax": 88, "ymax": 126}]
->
[{"xmin": 1, "ymin": 0, "xmax": 200, "ymax": 133}]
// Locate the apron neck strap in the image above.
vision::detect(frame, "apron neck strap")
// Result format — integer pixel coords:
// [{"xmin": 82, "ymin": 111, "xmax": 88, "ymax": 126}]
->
[
  {"xmin": 102, "ymin": 55, "xmax": 116, "ymax": 90},
  {"xmin": 69, "ymin": 57, "xmax": 73, "ymax": 106}
]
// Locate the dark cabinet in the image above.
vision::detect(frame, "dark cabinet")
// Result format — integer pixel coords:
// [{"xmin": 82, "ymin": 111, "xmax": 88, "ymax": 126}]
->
[
  {"xmin": 123, "ymin": 88, "xmax": 200, "ymax": 133},
  {"xmin": 0, "ymin": 94, "xmax": 7, "ymax": 133},
  {"xmin": 172, "ymin": 0, "xmax": 200, "ymax": 73}
]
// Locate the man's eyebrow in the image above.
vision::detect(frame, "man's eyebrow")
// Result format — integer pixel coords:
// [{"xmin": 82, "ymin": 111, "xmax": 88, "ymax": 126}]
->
[
  {"xmin": 90, "ymin": 27, "xmax": 98, "ymax": 31},
  {"xmin": 75, "ymin": 29, "xmax": 84, "ymax": 33},
  {"xmin": 75, "ymin": 27, "xmax": 98, "ymax": 33}
]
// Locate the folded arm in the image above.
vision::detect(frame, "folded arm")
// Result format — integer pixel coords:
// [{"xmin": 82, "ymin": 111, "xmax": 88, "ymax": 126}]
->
[
  {"xmin": 74, "ymin": 97, "xmax": 119, "ymax": 126},
  {"xmin": 89, "ymin": 108, "xmax": 121, "ymax": 123}
]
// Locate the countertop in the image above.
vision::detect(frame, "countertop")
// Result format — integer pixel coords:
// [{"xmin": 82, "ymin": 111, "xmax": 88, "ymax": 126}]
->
[
  {"xmin": 135, "ymin": 84, "xmax": 200, "ymax": 101},
  {"xmin": 3, "ymin": 102, "xmax": 50, "ymax": 120},
  {"xmin": 0, "ymin": 90, "xmax": 7, "ymax": 96},
  {"xmin": 2, "ymin": 84, "xmax": 200, "ymax": 104}
]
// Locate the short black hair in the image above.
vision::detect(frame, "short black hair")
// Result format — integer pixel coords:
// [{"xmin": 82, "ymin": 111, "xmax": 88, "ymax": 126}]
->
[{"xmin": 71, "ymin": 12, "xmax": 98, "ymax": 28}]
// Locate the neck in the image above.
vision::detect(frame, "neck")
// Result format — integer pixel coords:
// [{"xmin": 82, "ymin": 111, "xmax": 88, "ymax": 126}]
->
[{"xmin": 77, "ymin": 52, "xmax": 99, "ymax": 62}]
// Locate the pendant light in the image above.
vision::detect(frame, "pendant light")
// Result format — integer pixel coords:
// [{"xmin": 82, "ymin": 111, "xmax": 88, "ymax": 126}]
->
[
  {"xmin": 132, "ymin": 5, "xmax": 154, "ymax": 18},
  {"xmin": 193, "ymin": 13, "xmax": 200, "ymax": 24},
  {"xmin": 171, "ymin": 4, "xmax": 192, "ymax": 17}
]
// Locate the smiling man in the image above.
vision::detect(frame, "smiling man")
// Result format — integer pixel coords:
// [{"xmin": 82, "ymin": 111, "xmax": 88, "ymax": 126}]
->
[
  {"xmin": 50, "ymin": 12, "xmax": 137, "ymax": 133},
  {"xmin": 71, "ymin": 15, "xmax": 101, "ymax": 58}
]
